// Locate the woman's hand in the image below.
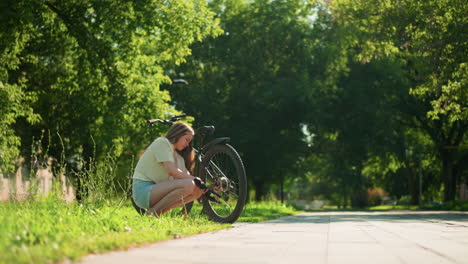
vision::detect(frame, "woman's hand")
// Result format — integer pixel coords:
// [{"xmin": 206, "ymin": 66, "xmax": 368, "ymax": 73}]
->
[
  {"xmin": 193, "ymin": 183, "xmax": 207, "ymax": 198},
  {"xmin": 192, "ymin": 177, "xmax": 208, "ymax": 198}
]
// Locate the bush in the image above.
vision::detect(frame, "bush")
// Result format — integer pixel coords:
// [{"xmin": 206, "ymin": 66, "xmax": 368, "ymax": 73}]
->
[
  {"xmin": 397, "ymin": 195, "xmax": 412, "ymax": 205},
  {"xmin": 367, "ymin": 187, "xmax": 388, "ymax": 206},
  {"xmin": 351, "ymin": 190, "xmax": 368, "ymax": 208}
]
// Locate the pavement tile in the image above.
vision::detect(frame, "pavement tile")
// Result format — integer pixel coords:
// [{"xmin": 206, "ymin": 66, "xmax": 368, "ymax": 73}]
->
[
  {"xmin": 327, "ymin": 243, "xmax": 402, "ymax": 264},
  {"xmin": 79, "ymin": 211, "xmax": 468, "ymax": 264}
]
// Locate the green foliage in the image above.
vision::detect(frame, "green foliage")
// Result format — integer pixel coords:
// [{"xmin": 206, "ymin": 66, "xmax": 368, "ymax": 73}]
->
[
  {"xmin": 428, "ymin": 63, "xmax": 468, "ymax": 122},
  {"xmin": 0, "ymin": 81, "xmax": 39, "ymax": 172},
  {"xmin": 166, "ymin": 0, "xmax": 467, "ymax": 203},
  {"xmin": 172, "ymin": 0, "xmax": 316, "ymax": 198},
  {"xmin": 300, "ymin": 0, "xmax": 468, "ymax": 203},
  {"xmin": 295, "ymin": 56, "xmax": 412, "ymax": 206},
  {"xmin": 1, "ymin": 0, "xmax": 466, "ymax": 206},
  {"xmin": 0, "ymin": 0, "xmax": 41, "ymax": 172},
  {"xmin": 0, "ymin": 0, "xmax": 222, "ymax": 179},
  {"xmin": 328, "ymin": 0, "xmax": 467, "ymax": 123},
  {"xmin": 0, "ymin": 197, "xmax": 298, "ymax": 264}
]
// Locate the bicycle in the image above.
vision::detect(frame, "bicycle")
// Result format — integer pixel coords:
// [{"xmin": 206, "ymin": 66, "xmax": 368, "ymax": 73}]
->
[{"xmin": 131, "ymin": 114, "xmax": 247, "ymax": 223}]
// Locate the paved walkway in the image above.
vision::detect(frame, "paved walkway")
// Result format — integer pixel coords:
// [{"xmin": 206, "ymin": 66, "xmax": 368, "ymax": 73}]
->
[{"xmin": 80, "ymin": 211, "xmax": 468, "ymax": 264}]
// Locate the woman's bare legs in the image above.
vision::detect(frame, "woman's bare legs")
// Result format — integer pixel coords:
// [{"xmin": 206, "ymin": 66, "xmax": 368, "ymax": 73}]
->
[
  {"xmin": 145, "ymin": 178, "xmax": 203, "ymax": 217},
  {"xmin": 165, "ymin": 193, "xmax": 200, "ymax": 211}
]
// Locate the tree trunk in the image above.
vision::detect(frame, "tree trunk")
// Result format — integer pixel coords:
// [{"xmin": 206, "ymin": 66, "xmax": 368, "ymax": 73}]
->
[
  {"xmin": 441, "ymin": 150, "xmax": 456, "ymax": 202},
  {"xmin": 280, "ymin": 176, "xmax": 284, "ymax": 203},
  {"xmin": 341, "ymin": 190, "xmax": 348, "ymax": 209},
  {"xmin": 405, "ymin": 167, "xmax": 418, "ymax": 205},
  {"xmin": 253, "ymin": 180, "xmax": 264, "ymax": 201},
  {"xmin": 454, "ymin": 152, "xmax": 468, "ymax": 200}
]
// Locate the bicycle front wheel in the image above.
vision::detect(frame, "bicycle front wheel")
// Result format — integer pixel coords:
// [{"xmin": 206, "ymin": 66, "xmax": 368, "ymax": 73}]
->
[{"xmin": 200, "ymin": 144, "xmax": 247, "ymax": 223}]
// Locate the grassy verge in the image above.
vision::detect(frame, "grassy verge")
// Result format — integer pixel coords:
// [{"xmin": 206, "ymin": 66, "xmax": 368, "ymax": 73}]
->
[
  {"xmin": 319, "ymin": 202, "xmax": 468, "ymax": 211},
  {"xmin": 367, "ymin": 205, "xmax": 421, "ymax": 210},
  {"xmin": 239, "ymin": 201, "xmax": 301, "ymax": 222},
  {"xmin": 420, "ymin": 201, "xmax": 468, "ymax": 211},
  {"xmin": 303, "ymin": 205, "xmax": 422, "ymax": 211},
  {"xmin": 0, "ymin": 197, "xmax": 299, "ymax": 264},
  {"xmin": 0, "ymin": 197, "xmax": 225, "ymax": 264},
  {"xmin": 368, "ymin": 201, "xmax": 468, "ymax": 211}
]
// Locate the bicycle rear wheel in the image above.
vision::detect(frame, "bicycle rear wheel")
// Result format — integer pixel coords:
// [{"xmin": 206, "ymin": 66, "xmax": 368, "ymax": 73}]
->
[{"xmin": 200, "ymin": 144, "xmax": 247, "ymax": 223}]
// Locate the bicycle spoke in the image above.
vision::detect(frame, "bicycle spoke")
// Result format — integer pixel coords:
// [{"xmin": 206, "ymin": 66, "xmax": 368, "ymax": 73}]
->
[
  {"xmin": 200, "ymin": 144, "xmax": 246, "ymax": 223},
  {"xmin": 203, "ymin": 150, "xmax": 240, "ymax": 217}
]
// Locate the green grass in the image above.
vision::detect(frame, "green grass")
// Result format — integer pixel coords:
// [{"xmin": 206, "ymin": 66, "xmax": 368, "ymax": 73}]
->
[
  {"xmin": 239, "ymin": 201, "xmax": 301, "ymax": 222},
  {"xmin": 421, "ymin": 201, "xmax": 468, "ymax": 211},
  {"xmin": 369, "ymin": 201, "xmax": 468, "ymax": 211},
  {"xmin": 319, "ymin": 202, "xmax": 468, "ymax": 211},
  {"xmin": 0, "ymin": 197, "xmax": 299, "ymax": 264},
  {"xmin": 368, "ymin": 205, "xmax": 421, "ymax": 210},
  {"xmin": 304, "ymin": 205, "xmax": 422, "ymax": 211}
]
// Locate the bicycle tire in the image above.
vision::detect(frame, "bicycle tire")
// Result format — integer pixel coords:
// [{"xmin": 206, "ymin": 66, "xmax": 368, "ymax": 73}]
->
[{"xmin": 200, "ymin": 144, "xmax": 247, "ymax": 223}]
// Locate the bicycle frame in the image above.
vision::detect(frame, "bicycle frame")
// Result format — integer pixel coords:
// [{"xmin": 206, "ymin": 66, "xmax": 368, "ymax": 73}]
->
[{"xmin": 192, "ymin": 126, "xmax": 230, "ymax": 177}]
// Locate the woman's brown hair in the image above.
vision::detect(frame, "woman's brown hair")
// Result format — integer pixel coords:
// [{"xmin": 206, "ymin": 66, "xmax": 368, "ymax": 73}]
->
[{"xmin": 165, "ymin": 122, "xmax": 195, "ymax": 174}]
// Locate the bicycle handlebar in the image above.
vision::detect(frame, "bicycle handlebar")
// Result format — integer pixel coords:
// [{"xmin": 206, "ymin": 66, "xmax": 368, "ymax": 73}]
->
[
  {"xmin": 147, "ymin": 114, "xmax": 187, "ymax": 127},
  {"xmin": 169, "ymin": 114, "xmax": 187, "ymax": 121}
]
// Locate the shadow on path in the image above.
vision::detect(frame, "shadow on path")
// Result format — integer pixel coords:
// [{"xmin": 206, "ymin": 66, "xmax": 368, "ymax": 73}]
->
[{"xmin": 264, "ymin": 211, "xmax": 468, "ymax": 225}]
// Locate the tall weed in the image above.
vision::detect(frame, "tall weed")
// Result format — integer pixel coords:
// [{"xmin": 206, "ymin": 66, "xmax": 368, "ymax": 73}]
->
[{"xmin": 54, "ymin": 133, "xmax": 130, "ymax": 205}]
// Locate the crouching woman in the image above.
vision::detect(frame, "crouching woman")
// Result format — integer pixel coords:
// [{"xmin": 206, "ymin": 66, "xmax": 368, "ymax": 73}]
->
[{"xmin": 132, "ymin": 122, "xmax": 205, "ymax": 217}]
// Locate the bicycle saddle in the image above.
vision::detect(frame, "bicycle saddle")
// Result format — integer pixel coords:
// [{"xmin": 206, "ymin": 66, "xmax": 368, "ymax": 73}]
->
[{"xmin": 196, "ymin": 126, "xmax": 215, "ymax": 136}]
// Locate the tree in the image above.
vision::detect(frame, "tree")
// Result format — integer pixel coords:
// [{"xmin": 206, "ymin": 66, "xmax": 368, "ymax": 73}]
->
[
  {"xmin": 322, "ymin": 0, "xmax": 468, "ymax": 201},
  {"xmin": 171, "ymin": 0, "xmax": 315, "ymax": 199},
  {"xmin": 0, "ymin": 0, "xmax": 222, "ymax": 196},
  {"xmin": 0, "ymin": 1, "xmax": 41, "ymax": 173}
]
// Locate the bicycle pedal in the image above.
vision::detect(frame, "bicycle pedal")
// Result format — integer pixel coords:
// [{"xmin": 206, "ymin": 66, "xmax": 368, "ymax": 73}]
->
[{"xmin": 205, "ymin": 194, "xmax": 221, "ymax": 204}]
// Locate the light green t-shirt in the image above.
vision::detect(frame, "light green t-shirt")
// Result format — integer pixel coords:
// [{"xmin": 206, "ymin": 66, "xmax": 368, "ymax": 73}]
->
[{"xmin": 133, "ymin": 137, "xmax": 186, "ymax": 183}]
